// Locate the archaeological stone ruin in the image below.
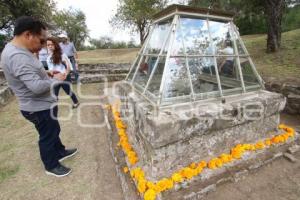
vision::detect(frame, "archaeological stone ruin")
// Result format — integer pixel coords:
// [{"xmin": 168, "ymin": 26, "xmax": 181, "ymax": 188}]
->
[{"xmin": 106, "ymin": 5, "xmax": 299, "ymax": 199}]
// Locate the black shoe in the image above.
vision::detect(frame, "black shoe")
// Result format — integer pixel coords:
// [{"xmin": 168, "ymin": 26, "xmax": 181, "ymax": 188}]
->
[
  {"xmin": 72, "ymin": 103, "xmax": 80, "ymax": 109},
  {"xmin": 59, "ymin": 148, "xmax": 78, "ymax": 162},
  {"xmin": 45, "ymin": 164, "xmax": 72, "ymax": 177}
]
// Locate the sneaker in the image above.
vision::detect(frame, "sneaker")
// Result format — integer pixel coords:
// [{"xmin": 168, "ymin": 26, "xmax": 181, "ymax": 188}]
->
[
  {"xmin": 59, "ymin": 148, "xmax": 78, "ymax": 162},
  {"xmin": 72, "ymin": 103, "xmax": 80, "ymax": 109},
  {"xmin": 45, "ymin": 164, "xmax": 71, "ymax": 177}
]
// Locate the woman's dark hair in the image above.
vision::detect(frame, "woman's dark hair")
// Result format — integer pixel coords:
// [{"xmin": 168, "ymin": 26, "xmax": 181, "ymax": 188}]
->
[
  {"xmin": 47, "ymin": 37, "xmax": 62, "ymax": 65},
  {"xmin": 14, "ymin": 16, "xmax": 46, "ymax": 36}
]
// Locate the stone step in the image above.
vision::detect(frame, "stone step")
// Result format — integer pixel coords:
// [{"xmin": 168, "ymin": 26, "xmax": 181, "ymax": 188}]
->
[
  {"xmin": 78, "ymin": 69, "xmax": 129, "ymax": 75},
  {"xmin": 80, "ymin": 74, "xmax": 127, "ymax": 84},
  {"xmin": 78, "ymin": 63, "xmax": 131, "ymax": 71}
]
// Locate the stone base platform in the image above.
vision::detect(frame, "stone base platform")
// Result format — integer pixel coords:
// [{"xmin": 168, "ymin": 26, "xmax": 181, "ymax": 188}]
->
[
  {"xmin": 115, "ymin": 82, "xmax": 287, "ymax": 181},
  {"xmin": 104, "ymin": 105, "xmax": 299, "ymax": 200},
  {"xmin": 103, "ymin": 82, "xmax": 298, "ymax": 200}
]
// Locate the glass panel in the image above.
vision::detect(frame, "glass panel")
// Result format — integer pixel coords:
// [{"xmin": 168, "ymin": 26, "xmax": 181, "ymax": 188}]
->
[
  {"xmin": 145, "ymin": 57, "xmax": 166, "ymax": 97},
  {"xmin": 217, "ymin": 57, "xmax": 243, "ymax": 92},
  {"xmin": 240, "ymin": 57, "xmax": 261, "ymax": 88},
  {"xmin": 209, "ymin": 21, "xmax": 234, "ymax": 56},
  {"xmin": 145, "ymin": 20, "xmax": 172, "ymax": 55},
  {"xmin": 162, "ymin": 57, "xmax": 191, "ymax": 98},
  {"xmin": 188, "ymin": 57, "xmax": 220, "ymax": 94},
  {"xmin": 133, "ymin": 56, "xmax": 158, "ymax": 91},
  {"xmin": 162, "ymin": 32, "xmax": 171, "ymax": 55},
  {"xmin": 231, "ymin": 27, "xmax": 246, "ymax": 55},
  {"xmin": 172, "ymin": 18, "xmax": 211, "ymax": 56},
  {"xmin": 127, "ymin": 55, "xmax": 141, "ymax": 81}
]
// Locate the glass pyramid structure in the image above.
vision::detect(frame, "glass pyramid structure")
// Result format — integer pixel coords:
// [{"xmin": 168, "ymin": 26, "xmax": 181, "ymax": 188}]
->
[{"xmin": 126, "ymin": 5, "xmax": 264, "ymax": 107}]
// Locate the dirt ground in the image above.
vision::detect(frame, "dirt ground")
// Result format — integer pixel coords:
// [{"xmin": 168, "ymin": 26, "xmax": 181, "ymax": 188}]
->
[
  {"xmin": 0, "ymin": 83, "xmax": 300, "ymax": 200},
  {"xmin": 0, "ymin": 83, "xmax": 123, "ymax": 200}
]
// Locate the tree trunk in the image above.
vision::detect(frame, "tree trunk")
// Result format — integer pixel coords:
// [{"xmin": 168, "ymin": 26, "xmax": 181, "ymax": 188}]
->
[
  {"xmin": 139, "ymin": 29, "xmax": 145, "ymax": 45},
  {"xmin": 265, "ymin": 0, "xmax": 285, "ymax": 53},
  {"xmin": 138, "ymin": 19, "xmax": 148, "ymax": 45}
]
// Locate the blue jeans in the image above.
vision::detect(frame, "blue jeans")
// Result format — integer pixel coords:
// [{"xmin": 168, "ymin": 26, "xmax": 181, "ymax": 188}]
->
[
  {"xmin": 21, "ymin": 106, "xmax": 65, "ymax": 170},
  {"xmin": 54, "ymin": 75, "xmax": 79, "ymax": 104},
  {"xmin": 68, "ymin": 56, "xmax": 79, "ymax": 82},
  {"xmin": 221, "ymin": 60, "xmax": 234, "ymax": 76}
]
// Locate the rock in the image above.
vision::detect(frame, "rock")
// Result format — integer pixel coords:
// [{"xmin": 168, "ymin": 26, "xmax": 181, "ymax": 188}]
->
[
  {"xmin": 287, "ymin": 145, "xmax": 300, "ymax": 154},
  {"xmin": 265, "ymin": 80, "xmax": 300, "ymax": 115},
  {"xmin": 283, "ymin": 153, "xmax": 298, "ymax": 163}
]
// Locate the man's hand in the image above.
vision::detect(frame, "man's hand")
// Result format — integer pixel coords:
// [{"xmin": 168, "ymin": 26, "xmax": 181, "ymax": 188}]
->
[
  {"xmin": 47, "ymin": 70, "xmax": 54, "ymax": 77},
  {"xmin": 53, "ymin": 73, "xmax": 66, "ymax": 81}
]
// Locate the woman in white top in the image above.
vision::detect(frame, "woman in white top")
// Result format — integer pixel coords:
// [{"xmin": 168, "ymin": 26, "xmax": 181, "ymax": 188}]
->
[{"xmin": 46, "ymin": 37, "xmax": 79, "ymax": 108}]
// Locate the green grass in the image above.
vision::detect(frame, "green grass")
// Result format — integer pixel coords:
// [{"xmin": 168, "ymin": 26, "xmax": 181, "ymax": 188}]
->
[
  {"xmin": 78, "ymin": 29, "xmax": 300, "ymax": 82},
  {"xmin": 0, "ymin": 165, "xmax": 19, "ymax": 184},
  {"xmin": 77, "ymin": 48, "xmax": 139, "ymax": 64},
  {"xmin": 243, "ymin": 29, "xmax": 300, "ymax": 82}
]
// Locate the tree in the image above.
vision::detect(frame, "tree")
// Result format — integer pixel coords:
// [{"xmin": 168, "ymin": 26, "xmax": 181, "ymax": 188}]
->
[
  {"xmin": 53, "ymin": 9, "xmax": 89, "ymax": 50},
  {"xmin": 89, "ymin": 36, "xmax": 139, "ymax": 49},
  {"xmin": 188, "ymin": 0, "xmax": 290, "ymax": 52},
  {"xmin": 0, "ymin": 0, "xmax": 55, "ymax": 34},
  {"xmin": 110, "ymin": 0, "xmax": 168, "ymax": 45},
  {"xmin": 90, "ymin": 36, "xmax": 113, "ymax": 49}
]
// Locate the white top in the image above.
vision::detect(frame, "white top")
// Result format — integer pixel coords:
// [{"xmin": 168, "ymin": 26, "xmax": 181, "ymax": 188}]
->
[
  {"xmin": 219, "ymin": 47, "xmax": 234, "ymax": 61},
  {"xmin": 38, "ymin": 47, "xmax": 48, "ymax": 62},
  {"xmin": 47, "ymin": 53, "xmax": 72, "ymax": 73}
]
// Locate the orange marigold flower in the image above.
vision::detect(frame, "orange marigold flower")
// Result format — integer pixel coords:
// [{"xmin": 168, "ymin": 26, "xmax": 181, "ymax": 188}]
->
[
  {"xmin": 165, "ymin": 179, "xmax": 174, "ymax": 189},
  {"xmin": 195, "ymin": 166, "xmax": 203, "ymax": 174},
  {"xmin": 271, "ymin": 136, "xmax": 279, "ymax": 144},
  {"xmin": 156, "ymin": 178, "xmax": 172, "ymax": 192},
  {"xmin": 116, "ymin": 121, "xmax": 127, "ymax": 129},
  {"xmin": 172, "ymin": 173, "xmax": 183, "ymax": 183},
  {"xmin": 220, "ymin": 154, "xmax": 231, "ymax": 163},
  {"xmin": 144, "ymin": 189, "xmax": 157, "ymax": 200},
  {"xmin": 231, "ymin": 149, "xmax": 242, "ymax": 159},
  {"xmin": 282, "ymin": 133, "xmax": 289, "ymax": 141},
  {"xmin": 138, "ymin": 179, "xmax": 147, "ymax": 194},
  {"xmin": 255, "ymin": 141, "xmax": 265, "ymax": 150},
  {"xmin": 278, "ymin": 124, "xmax": 286, "ymax": 129},
  {"xmin": 146, "ymin": 182, "xmax": 159, "ymax": 192},
  {"xmin": 286, "ymin": 127, "xmax": 294, "ymax": 133},
  {"xmin": 208, "ymin": 160, "xmax": 217, "ymax": 169},
  {"xmin": 278, "ymin": 135, "xmax": 285, "ymax": 143},
  {"xmin": 190, "ymin": 163, "xmax": 197, "ymax": 169},
  {"xmin": 199, "ymin": 161, "xmax": 207, "ymax": 168},
  {"xmin": 248, "ymin": 144, "xmax": 256, "ymax": 151},
  {"xmin": 181, "ymin": 168, "xmax": 194, "ymax": 179},
  {"xmin": 123, "ymin": 167, "xmax": 129, "ymax": 173},
  {"xmin": 118, "ymin": 129, "xmax": 126, "ymax": 136},
  {"xmin": 215, "ymin": 158, "xmax": 223, "ymax": 168},
  {"xmin": 265, "ymin": 139, "xmax": 272, "ymax": 146}
]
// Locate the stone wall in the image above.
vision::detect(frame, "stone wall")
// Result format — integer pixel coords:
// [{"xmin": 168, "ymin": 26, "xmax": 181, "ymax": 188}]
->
[
  {"xmin": 265, "ymin": 78, "xmax": 300, "ymax": 115},
  {"xmin": 78, "ymin": 63, "xmax": 130, "ymax": 84},
  {"xmin": 117, "ymin": 82, "xmax": 286, "ymax": 181}
]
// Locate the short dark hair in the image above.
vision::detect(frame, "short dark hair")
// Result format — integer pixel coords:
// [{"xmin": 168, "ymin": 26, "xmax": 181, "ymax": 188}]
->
[{"xmin": 13, "ymin": 16, "xmax": 46, "ymax": 36}]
